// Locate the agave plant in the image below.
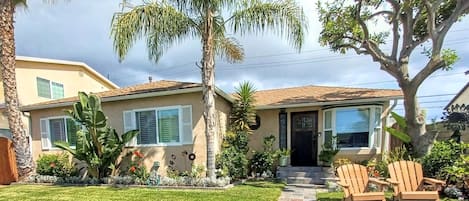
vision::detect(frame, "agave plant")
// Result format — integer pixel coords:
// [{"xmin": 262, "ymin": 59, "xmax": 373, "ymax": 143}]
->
[{"xmin": 55, "ymin": 92, "xmax": 139, "ymax": 179}]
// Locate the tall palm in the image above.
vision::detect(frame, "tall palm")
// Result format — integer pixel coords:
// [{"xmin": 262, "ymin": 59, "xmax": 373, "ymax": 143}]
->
[
  {"xmin": 112, "ymin": 0, "xmax": 307, "ymax": 179},
  {"xmin": 0, "ymin": 0, "xmax": 34, "ymax": 178}
]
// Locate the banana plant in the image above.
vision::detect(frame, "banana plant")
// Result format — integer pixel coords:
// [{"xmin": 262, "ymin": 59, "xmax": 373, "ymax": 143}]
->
[
  {"xmin": 55, "ymin": 92, "xmax": 139, "ymax": 179},
  {"xmin": 385, "ymin": 112, "xmax": 411, "ymax": 143}
]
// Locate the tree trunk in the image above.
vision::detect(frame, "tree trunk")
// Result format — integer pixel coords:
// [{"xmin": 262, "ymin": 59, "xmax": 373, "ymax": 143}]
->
[
  {"xmin": 201, "ymin": 8, "xmax": 217, "ymax": 179},
  {"xmin": 0, "ymin": 0, "xmax": 34, "ymax": 178},
  {"xmin": 402, "ymin": 86, "xmax": 437, "ymax": 157}
]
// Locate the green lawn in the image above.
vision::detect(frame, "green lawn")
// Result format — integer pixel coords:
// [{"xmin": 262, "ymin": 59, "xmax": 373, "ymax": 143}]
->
[{"xmin": 0, "ymin": 181, "xmax": 284, "ymax": 201}]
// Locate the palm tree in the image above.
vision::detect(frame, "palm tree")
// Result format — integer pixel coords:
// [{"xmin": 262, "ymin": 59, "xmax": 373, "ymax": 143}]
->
[
  {"xmin": 112, "ymin": 0, "xmax": 307, "ymax": 179},
  {"xmin": 0, "ymin": 0, "xmax": 34, "ymax": 178}
]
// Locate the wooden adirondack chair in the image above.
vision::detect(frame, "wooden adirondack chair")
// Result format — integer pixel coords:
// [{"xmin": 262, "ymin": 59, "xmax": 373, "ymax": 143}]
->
[
  {"xmin": 387, "ymin": 161, "xmax": 445, "ymax": 201},
  {"xmin": 337, "ymin": 164, "xmax": 388, "ymax": 201}
]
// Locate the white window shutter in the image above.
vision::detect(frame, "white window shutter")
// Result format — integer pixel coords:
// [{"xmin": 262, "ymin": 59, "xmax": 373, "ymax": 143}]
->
[
  {"xmin": 181, "ymin": 106, "xmax": 193, "ymax": 144},
  {"xmin": 40, "ymin": 119, "xmax": 51, "ymax": 150},
  {"xmin": 123, "ymin": 110, "xmax": 137, "ymax": 146}
]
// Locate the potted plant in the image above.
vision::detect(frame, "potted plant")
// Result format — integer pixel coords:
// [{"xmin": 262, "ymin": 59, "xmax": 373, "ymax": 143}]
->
[
  {"xmin": 277, "ymin": 149, "xmax": 291, "ymax": 167},
  {"xmin": 318, "ymin": 139, "xmax": 340, "ymax": 167}
]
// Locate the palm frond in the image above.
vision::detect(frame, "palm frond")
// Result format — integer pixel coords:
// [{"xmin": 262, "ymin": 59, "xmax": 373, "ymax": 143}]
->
[
  {"xmin": 111, "ymin": 1, "xmax": 198, "ymax": 62},
  {"xmin": 215, "ymin": 37, "xmax": 244, "ymax": 63},
  {"xmin": 228, "ymin": 0, "xmax": 307, "ymax": 51}
]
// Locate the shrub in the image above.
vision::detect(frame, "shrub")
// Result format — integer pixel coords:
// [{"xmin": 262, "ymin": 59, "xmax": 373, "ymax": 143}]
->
[
  {"xmin": 128, "ymin": 151, "xmax": 148, "ymax": 181},
  {"xmin": 216, "ymin": 145, "xmax": 249, "ymax": 179},
  {"xmin": 250, "ymin": 135, "xmax": 277, "ymax": 177},
  {"xmin": 36, "ymin": 153, "xmax": 76, "ymax": 177},
  {"xmin": 421, "ymin": 140, "xmax": 466, "ymax": 178}
]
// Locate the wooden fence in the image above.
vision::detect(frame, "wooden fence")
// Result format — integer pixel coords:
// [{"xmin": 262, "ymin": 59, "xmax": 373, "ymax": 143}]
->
[{"xmin": 0, "ymin": 137, "xmax": 18, "ymax": 184}]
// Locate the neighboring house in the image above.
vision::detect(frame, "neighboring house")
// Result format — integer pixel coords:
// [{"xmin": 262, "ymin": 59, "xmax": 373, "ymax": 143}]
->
[
  {"xmin": 22, "ymin": 80, "xmax": 403, "ymax": 174},
  {"xmin": 0, "ymin": 56, "xmax": 118, "ymax": 139},
  {"xmin": 445, "ymin": 81, "xmax": 469, "ymax": 109},
  {"xmin": 438, "ymin": 81, "xmax": 469, "ymax": 142}
]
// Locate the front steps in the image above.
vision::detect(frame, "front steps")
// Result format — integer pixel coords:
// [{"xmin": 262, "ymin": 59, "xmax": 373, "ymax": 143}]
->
[{"xmin": 277, "ymin": 166, "xmax": 334, "ymax": 185}]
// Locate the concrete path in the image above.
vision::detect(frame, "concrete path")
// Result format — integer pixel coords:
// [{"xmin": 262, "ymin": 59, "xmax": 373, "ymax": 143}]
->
[{"xmin": 278, "ymin": 184, "xmax": 327, "ymax": 201}]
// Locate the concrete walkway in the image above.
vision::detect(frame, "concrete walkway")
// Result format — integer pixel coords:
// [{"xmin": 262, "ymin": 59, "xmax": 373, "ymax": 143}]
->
[{"xmin": 278, "ymin": 184, "xmax": 327, "ymax": 201}]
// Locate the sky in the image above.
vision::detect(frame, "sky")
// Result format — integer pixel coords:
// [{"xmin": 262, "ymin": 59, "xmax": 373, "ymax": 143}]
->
[{"xmin": 14, "ymin": 0, "xmax": 469, "ymax": 122}]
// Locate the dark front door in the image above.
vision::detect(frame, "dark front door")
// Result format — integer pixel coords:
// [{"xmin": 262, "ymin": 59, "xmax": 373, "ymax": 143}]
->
[{"xmin": 291, "ymin": 111, "xmax": 318, "ymax": 166}]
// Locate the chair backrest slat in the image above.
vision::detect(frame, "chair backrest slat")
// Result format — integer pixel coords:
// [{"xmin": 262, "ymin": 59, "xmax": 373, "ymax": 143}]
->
[
  {"xmin": 388, "ymin": 161, "xmax": 423, "ymax": 192},
  {"xmin": 337, "ymin": 164, "xmax": 369, "ymax": 195}
]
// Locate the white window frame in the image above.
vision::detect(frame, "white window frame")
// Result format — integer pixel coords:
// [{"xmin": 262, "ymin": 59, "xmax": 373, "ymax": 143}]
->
[
  {"xmin": 131, "ymin": 106, "xmax": 184, "ymax": 147},
  {"xmin": 323, "ymin": 105, "xmax": 383, "ymax": 150},
  {"xmin": 37, "ymin": 77, "xmax": 64, "ymax": 99},
  {"xmin": 40, "ymin": 116, "xmax": 77, "ymax": 150}
]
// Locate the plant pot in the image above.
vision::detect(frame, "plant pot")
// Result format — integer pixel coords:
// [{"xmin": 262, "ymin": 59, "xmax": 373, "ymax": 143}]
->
[{"xmin": 279, "ymin": 156, "xmax": 289, "ymax": 167}]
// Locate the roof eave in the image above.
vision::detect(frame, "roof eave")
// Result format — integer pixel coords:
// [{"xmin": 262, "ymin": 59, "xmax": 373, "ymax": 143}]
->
[
  {"xmin": 22, "ymin": 86, "xmax": 234, "ymax": 111},
  {"xmin": 255, "ymin": 96, "xmax": 403, "ymax": 110},
  {"xmin": 444, "ymin": 82, "xmax": 469, "ymax": 109}
]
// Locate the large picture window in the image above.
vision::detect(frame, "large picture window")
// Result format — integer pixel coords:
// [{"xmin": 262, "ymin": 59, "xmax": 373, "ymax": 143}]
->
[
  {"xmin": 123, "ymin": 105, "xmax": 192, "ymax": 146},
  {"xmin": 323, "ymin": 106, "xmax": 382, "ymax": 149},
  {"xmin": 40, "ymin": 117, "xmax": 79, "ymax": 149}
]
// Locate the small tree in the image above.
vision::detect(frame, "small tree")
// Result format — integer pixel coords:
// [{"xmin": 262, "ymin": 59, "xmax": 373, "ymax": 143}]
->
[
  {"xmin": 55, "ymin": 92, "xmax": 139, "ymax": 179},
  {"xmin": 217, "ymin": 82, "xmax": 256, "ymax": 179},
  {"xmin": 318, "ymin": 0, "xmax": 469, "ymax": 157}
]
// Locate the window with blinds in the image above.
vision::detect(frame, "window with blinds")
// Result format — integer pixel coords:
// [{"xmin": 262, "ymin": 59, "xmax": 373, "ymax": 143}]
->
[
  {"xmin": 40, "ymin": 117, "xmax": 79, "ymax": 149},
  {"xmin": 123, "ymin": 105, "xmax": 192, "ymax": 146}
]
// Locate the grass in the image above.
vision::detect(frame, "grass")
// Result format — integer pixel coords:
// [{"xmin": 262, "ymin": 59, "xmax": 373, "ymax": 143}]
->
[
  {"xmin": 317, "ymin": 192, "xmax": 459, "ymax": 201},
  {"xmin": 0, "ymin": 181, "xmax": 284, "ymax": 201}
]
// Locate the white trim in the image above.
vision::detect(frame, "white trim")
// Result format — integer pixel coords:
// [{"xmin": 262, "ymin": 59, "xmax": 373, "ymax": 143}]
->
[
  {"xmin": 256, "ymin": 97, "xmax": 402, "ymax": 110},
  {"xmin": 323, "ymin": 105, "xmax": 383, "ymax": 150},
  {"xmin": 22, "ymin": 87, "xmax": 206, "ymax": 111}
]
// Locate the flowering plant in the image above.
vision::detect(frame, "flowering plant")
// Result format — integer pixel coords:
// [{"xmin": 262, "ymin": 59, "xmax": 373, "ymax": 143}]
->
[{"xmin": 128, "ymin": 151, "xmax": 148, "ymax": 181}]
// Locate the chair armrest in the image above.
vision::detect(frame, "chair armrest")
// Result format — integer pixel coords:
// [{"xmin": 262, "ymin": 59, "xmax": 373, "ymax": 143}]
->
[
  {"xmin": 386, "ymin": 179, "xmax": 399, "ymax": 185},
  {"xmin": 337, "ymin": 181, "xmax": 350, "ymax": 188},
  {"xmin": 369, "ymin": 178, "xmax": 389, "ymax": 186},
  {"xmin": 423, "ymin": 177, "xmax": 445, "ymax": 185}
]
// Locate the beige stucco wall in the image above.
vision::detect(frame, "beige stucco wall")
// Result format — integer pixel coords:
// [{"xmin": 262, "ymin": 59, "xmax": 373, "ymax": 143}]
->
[
  {"xmin": 0, "ymin": 59, "xmax": 116, "ymax": 138},
  {"xmin": 29, "ymin": 92, "xmax": 231, "ymax": 175},
  {"xmin": 251, "ymin": 102, "xmax": 391, "ymax": 165}
]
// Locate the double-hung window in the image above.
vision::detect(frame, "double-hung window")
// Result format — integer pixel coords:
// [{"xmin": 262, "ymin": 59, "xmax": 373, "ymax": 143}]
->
[
  {"xmin": 123, "ymin": 105, "xmax": 192, "ymax": 146},
  {"xmin": 40, "ymin": 117, "xmax": 80, "ymax": 150},
  {"xmin": 37, "ymin": 77, "xmax": 64, "ymax": 99},
  {"xmin": 323, "ymin": 106, "xmax": 382, "ymax": 149}
]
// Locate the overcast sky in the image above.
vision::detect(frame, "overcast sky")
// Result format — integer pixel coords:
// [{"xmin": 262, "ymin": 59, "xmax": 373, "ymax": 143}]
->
[{"xmin": 14, "ymin": 0, "xmax": 469, "ymax": 122}]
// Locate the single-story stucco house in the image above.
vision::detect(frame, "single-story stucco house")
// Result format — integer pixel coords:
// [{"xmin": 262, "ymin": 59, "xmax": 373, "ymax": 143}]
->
[{"xmin": 21, "ymin": 80, "xmax": 402, "ymax": 175}]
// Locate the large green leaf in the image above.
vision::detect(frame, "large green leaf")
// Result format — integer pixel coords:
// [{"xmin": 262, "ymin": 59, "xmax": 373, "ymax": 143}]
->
[
  {"xmin": 390, "ymin": 112, "xmax": 407, "ymax": 130},
  {"xmin": 385, "ymin": 127, "xmax": 411, "ymax": 143}
]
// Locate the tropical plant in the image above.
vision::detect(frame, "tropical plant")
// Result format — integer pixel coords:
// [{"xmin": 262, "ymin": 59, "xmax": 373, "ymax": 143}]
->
[
  {"xmin": 230, "ymin": 81, "xmax": 257, "ymax": 133},
  {"xmin": 54, "ymin": 92, "xmax": 139, "ymax": 179},
  {"xmin": 318, "ymin": 0, "xmax": 469, "ymax": 157},
  {"xmin": 0, "ymin": 0, "xmax": 34, "ymax": 177},
  {"xmin": 385, "ymin": 112, "xmax": 411, "ymax": 144},
  {"xmin": 36, "ymin": 153, "xmax": 77, "ymax": 177},
  {"xmin": 111, "ymin": 0, "xmax": 307, "ymax": 179}
]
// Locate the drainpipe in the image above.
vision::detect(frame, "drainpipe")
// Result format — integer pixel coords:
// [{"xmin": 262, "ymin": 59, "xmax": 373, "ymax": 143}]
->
[
  {"xmin": 381, "ymin": 99, "xmax": 398, "ymax": 160},
  {"xmin": 22, "ymin": 111, "xmax": 34, "ymax": 161}
]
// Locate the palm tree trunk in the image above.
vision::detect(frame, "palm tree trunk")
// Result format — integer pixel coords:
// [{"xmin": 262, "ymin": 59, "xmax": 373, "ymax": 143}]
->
[
  {"xmin": 201, "ymin": 8, "xmax": 217, "ymax": 180},
  {"xmin": 0, "ymin": 0, "xmax": 34, "ymax": 178}
]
